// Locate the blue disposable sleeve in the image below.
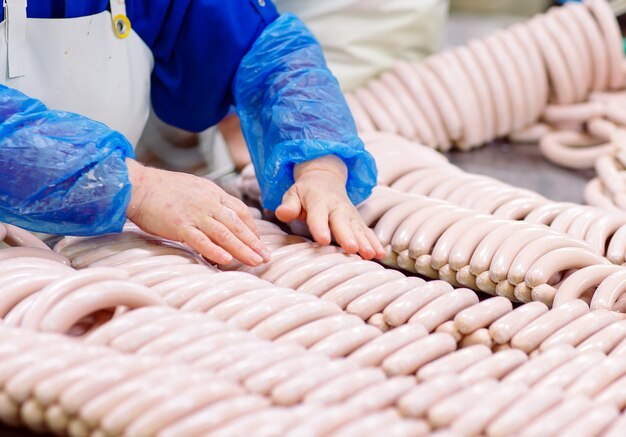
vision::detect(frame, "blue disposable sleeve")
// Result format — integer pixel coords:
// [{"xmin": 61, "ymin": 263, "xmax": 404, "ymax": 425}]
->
[
  {"xmin": 0, "ymin": 84, "xmax": 135, "ymax": 235},
  {"xmin": 233, "ymin": 13, "xmax": 378, "ymax": 211}
]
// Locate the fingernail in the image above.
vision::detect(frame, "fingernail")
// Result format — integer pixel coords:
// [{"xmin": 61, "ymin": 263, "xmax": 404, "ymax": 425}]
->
[
  {"xmin": 251, "ymin": 252, "xmax": 264, "ymax": 264},
  {"xmin": 260, "ymin": 248, "xmax": 271, "ymax": 261}
]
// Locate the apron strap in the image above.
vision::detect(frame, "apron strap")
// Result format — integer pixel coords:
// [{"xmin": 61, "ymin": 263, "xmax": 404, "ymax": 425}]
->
[
  {"xmin": 4, "ymin": 0, "xmax": 26, "ymax": 78},
  {"xmin": 110, "ymin": 0, "xmax": 131, "ymax": 39}
]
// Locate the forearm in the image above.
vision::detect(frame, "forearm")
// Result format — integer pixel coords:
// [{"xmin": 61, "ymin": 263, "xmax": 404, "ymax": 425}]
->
[
  {"xmin": 233, "ymin": 13, "xmax": 377, "ymax": 210},
  {"xmin": 0, "ymin": 85, "xmax": 134, "ymax": 236}
]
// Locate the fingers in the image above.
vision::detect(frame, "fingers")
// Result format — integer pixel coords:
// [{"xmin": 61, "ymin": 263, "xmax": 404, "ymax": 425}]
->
[
  {"xmin": 306, "ymin": 202, "xmax": 332, "ymax": 246},
  {"xmin": 180, "ymin": 226, "xmax": 232, "ymax": 265},
  {"xmin": 214, "ymin": 205, "xmax": 270, "ymax": 262},
  {"xmin": 199, "ymin": 218, "xmax": 266, "ymax": 267},
  {"xmin": 329, "ymin": 210, "xmax": 359, "ymax": 254},
  {"xmin": 363, "ymin": 225, "xmax": 386, "ymax": 259},
  {"xmin": 221, "ymin": 196, "xmax": 261, "ymax": 237},
  {"xmin": 275, "ymin": 187, "xmax": 302, "ymax": 223}
]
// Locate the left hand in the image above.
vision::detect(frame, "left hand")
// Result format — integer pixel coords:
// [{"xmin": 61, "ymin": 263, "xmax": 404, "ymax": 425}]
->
[{"xmin": 275, "ymin": 155, "xmax": 385, "ymax": 260}]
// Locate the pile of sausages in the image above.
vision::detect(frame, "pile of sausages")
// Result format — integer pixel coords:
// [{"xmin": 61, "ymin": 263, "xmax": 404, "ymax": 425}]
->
[
  {"xmin": 0, "ymin": 228, "xmax": 623, "ymax": 435},
  {"xmin": 345, "ymin": 0, "xmax": 624, "ymax": 152}
]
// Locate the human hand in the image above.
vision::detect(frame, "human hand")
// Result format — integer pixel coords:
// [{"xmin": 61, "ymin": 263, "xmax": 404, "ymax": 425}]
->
[
  {"xmin": 125, "ymin": 159, "xmax": 270, "ymax": 266},
  {"xmin": 275, "ymin": 155, "xmax": 385, "ymax": 260}
]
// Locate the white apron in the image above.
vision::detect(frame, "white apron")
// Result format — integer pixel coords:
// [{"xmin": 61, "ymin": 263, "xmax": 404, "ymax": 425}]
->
[{"xmin": 0, "ymin": 0, "xmax": 153, "ymax": 146}]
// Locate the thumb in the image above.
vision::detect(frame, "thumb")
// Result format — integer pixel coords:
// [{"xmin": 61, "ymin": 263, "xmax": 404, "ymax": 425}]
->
[{"xmin": 275, "ymin": 186, "xmax": 302, "ymax": 223}]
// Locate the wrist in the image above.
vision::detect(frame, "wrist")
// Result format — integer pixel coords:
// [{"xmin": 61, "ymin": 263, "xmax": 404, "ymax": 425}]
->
[
  {"xmin": 125, "ymin": 158, "xmax": 150, "ymax": 222},
  {"xmin": 294, "ymin": 155, "xmax": 347, "ymax": 182}
]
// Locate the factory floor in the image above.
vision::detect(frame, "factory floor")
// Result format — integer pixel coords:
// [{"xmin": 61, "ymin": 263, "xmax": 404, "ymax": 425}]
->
[{"xmin": 0, "ymin": 10, "xmax": 592, "ymax": 437}]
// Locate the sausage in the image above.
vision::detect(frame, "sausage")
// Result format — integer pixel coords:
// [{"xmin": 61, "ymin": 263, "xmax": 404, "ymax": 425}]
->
[
  {"xmin": 398, "ymin": 373, "xmax": 463, "ymax": 418},
  {"xmin": 525, "ymin": 247, "xmax": 609, "ymax": 288},
  {"xmin": 331, "ymin": 409, "xmax": 405, "ymax": 437},
  {"xmin": 346, "ymin": 277, "xmax": 423, "ymax": 320},
  {"xmin": 518, "ymin": 394, "xmax": 590, "ymax": 437},
  {"xmin": 578, "ymin": 319, "xmax": 626, "ymax": 354},
  {"xmin": 539, "ymin": 309, "xmax": 620, "ymax": 350},
  {"xmin": 347, "ymin": 324, "xmax": 428, "ymax": 367},
  {"xmin": 511, "ymin": 299, "xmax": 589, "ymax": 353},
  {"xmin": 489, "ymin": 301, "xmax": 548, "ymax": 344},
  {"xmin": 409, "ymin": 289, "xmax": 479, "ymax": 332},
  {"xmin": 435, "ymin": 321, "xmax": 462, "ymax": 343},
  {"xmin": 321, "ymin": 269, "xmax": 404, "ymax": 309},
  {"xmin": 454, "ymin": 297, "xmax": 513, "ymax": 334},
  {"xmin": 344, "ymin": 377, "xmax": 415, "ymax": 411},
  {"xmin": 488, "ymin": 226, "xmax": 549, "ymax": 282},
  {"xmin": 193, "ymin": 341, "xmax": 275, "ymax": 372},
  {"xmin": 369, "ymin": 79, "xmax": 417, "ymax": 140},
  {"xmin": 427, "ymin": 379, "xmax": 498, "ymax": 428},
  {"xmin": 180, "ymin": 278, "xmax": 270, "ymax": 312},
  {"xmin": 219, "ymin": 342, "xmax": 306, "ymax": 383},
  {"xmin": 251, "ymin": 300, "xmax": 342, "ymax": 340},
  {"xmin": 451, "ymin": 381, "xmax": 528, "ymax": 437},
  {"xmin": 383, "ymin": 281, "xmax": 453, "ymax": 327},
  {"xmin": 448, "ymin": 218, "xmax": 505, "ymax": 271},
  {"xmin": 274, "ymin": 253, "xmax": 358, "ymax": 290},
  {"xmin": 503, "ymin": 344, "xmax": 576, "ymax": 386},
  {"xmin": 586, "ymin": 0, "xmax": 624, "ymax": 89},
  {"xmin": 567, "ymin": 356, "xmax": 626, "ymax": 397},
  {"xmin": 304, "ymin": 367, "xmax": 387, "ymax": 404},
  {"xmin": 459, "ymin": 328, "xmax": 493, "ymax": 349},
  {"xmin": 206, "ymin": 288, "xmax": 284, "ymax": 321},
  {"xmin": 535, "ymin": 350, "xmax": 604, "ymax": 391},
  {"xmin": 486, "ymin": 386, "xmax": 563, "ymax": 437},
  {"xmin": 417, "ymin": 345, "xmax": 491, "ymax": 381},
  {"xmin": 558, "ymin": 402, "xmax": 620, "ymax": 437},
  {"xmin": 271, "ymin": 361, "xmax": 356, "ymax": 406},
  {"xmin": 275, "ymin": 314, "xmax": 364, "ymax": 348},
  {"xmin": 309, "ymin": 324, "xmax": 381, "ymax": 358},
  {"xmin": 296, "ymin": 260, "xmax": 383, "ymax": 297},
  {"xmin": 284, "ymin": 404, "xmax": 366, "ymax": 437},
  {"xmin": 459, "ymin": 349, "xmax": 528, "ymax": 384},
  {"xmin": 244, "ymin": 354, "xmax": 330, "ymax": 395},
  {"xmin": 227, "ymin": 293, "xmax": 317, "ymax": 331},
  {"xmin": 382, "ymin": 333, "xmax": 457, "ymax": 376}
]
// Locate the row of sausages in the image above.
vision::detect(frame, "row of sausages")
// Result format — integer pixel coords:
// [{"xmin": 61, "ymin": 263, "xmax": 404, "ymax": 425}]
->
[
  {"xmin": 345, "ymin": 0, "xmax": 623, "ymax": 151},
  {"xmin": 364, "ymin": 131, "xmax": 626, "ymax": 265}
]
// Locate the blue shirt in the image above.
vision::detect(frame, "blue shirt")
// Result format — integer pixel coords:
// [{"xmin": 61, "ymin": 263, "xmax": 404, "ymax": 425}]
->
[{"xmin": 5, "ymin": 1, "xmax": 279, "ymax": 132}]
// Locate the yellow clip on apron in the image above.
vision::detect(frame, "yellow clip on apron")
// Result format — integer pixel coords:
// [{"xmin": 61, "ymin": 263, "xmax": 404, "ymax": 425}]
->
[{"xmin": 0, "ymin": 0, "xmax": 154, "ymax": 146}]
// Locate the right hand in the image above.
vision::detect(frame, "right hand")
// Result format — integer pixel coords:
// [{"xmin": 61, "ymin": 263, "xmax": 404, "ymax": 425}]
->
[{"xmin": 125, "ymin": 159, "xmax": 270, "ymax": 266}]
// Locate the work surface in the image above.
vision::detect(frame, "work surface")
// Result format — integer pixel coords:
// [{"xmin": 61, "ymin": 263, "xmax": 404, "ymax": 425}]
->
[{"xmin": 448, "ymin": 141, "xmax": 593, "ymax": 204}]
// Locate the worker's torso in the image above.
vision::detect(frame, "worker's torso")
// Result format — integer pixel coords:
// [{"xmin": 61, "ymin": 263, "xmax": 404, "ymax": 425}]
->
[{"xmin": 0, "ymin": 0, "xmax": 153, "ymax": 146}]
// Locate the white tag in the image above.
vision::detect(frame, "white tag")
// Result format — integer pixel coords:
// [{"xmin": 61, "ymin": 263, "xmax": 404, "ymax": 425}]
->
[{"xmin": 5, "ymin": 0, "xmax": 26, "ymax": 78}]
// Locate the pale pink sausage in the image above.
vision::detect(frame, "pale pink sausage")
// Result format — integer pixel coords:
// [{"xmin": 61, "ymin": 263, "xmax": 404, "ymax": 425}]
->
[
  {"xmin": 275, "ymin": 314, "xmax": 364, "ymax": 348},
  {"xmin": 558, "ymin": 402, "xmax": 619, "ymax": 437},
  {"xmin": 567, "ymin": 356, "xmax": 626, "ymax": 397},
  {"xmin": 368, "ymin": 79, "xmax": 417, "ymax": 140},
  {"xmin": 227, "ymin": 293, "xmax": 317, "ymax": 330},
  {"xmin": 124, "ymin": 384, "xmax": 251, "ymax": 437},
  {"xmin": 167, "ymin": 331, "xmax": 258, "ymax": 364},
  {"xmin": 208, "ymin": 408, "xmax": 301, "ymax": 437},
  {"xmin": 355, "ymin": 88, "xmax": 398, "ymax": 134},
  {"xmin": 84, "ymin": 307, "xmax": 178, "ymax": 345},
  {"xmin": 180, "ymin": 278, "xmax": 268, "ymax": 312},
  {"xmin": 244, "ymin": 354, "xmax": 330, "ymax": 395},
  {"xmin": 344, "ymin": 377, "xmax": 415, "ymax": 412},
  {"xmin": 454, "ymin": 297, "xmax": 513, "ymax": 335},
  {"xmin": 409, "ymin": 289, "xmax": 479, "ymax": 332},
  {"xmin": 535, "ymin": 350, "xmax": 605, "ymax": 389},
  {"xmin": 518, "ymin": 394, "xmax": 590, "ymax": 437},
  {"xmin": 488, "ymin": 226, "xmax": 551, "ymax": 283},
  {"xmin": 602, "ymin": 408, "xmax": 626, "ymax": 437},
  {"xmin": 251, "ymin": 300, "xmax": 342, "ymax": 340},
  {"xmin": 284, "ymin": 404, "xmax": 366, "ymax": 437},
  {"xmin": 382, "ymin": 333, "xmax": 457, "ymax": 376},
  {"xmin": 3, "ymin": 224, "xmax": 51, "ymax": 251},
  {"xmin": 503, "ymin": 344, "xmax": 576, "ymax": 386},
  {"xmin": 304, "ymin": 367, "xmax": 387, "ymax": 404},
  {"xmin": 427, "ymin": 379, "xmax": 498, "ymax": 428},
  {"xmin": 486, "ymin": 386, "xmax": 563, "ymax": 437},
  {"xmin": 344, "ymin": 93, "xmax": 375, "ymax": 133},
  {"xmin": 510, "ymin": 299, "xmax": 589, "ymax": 353},
  {"xmin": 595, "ymin": 374, "xmax": 626, "ymax": 410},
  {"xmin": 309, "ymin": 324, "xmax": 381, "ymax": 358},
  {"xmin": 459, "ymin": 328, "xmax": 493, "ymax": 349},
  {"xmin": 383, "ymin": 281, "xmax": 453, "ymax": 327},
  {"xmin": 586, "ymin": 0, "xmax": 624, "ymax": 89},
  {"xmin": 346, "ymin": 277, "xmax": 423, "ymax": 320},
  {"xmin": 158, "ymin": 396, "xmax": 269, "ymax": 437},
  {"xmin": 37, "ymin": 280, "xmax": 164, "ymax": 335},
  {"xmin": 451, "ymin": 381, "xmax": 528, "ymax": 437},
  {"xmin": 552, "ymin": 265, "xmax": 623, "ymax": 307},
  {"xmin": 206, "ymin": 288, "xmax": 284, "ymax": 321},
  {"xmin": 578, "ymin": 319, "xmax": 626, "ymax": 354},
  {"xmin": 398, "ymin": 373, "xmax": 463, "ymax": 418},
  {"xmin": 330, "ymin": 409, "xmax": 404, "ymax": 437},
  {"xmin": 460, "ymin": 349, "xmax": 528, "ymax": 384},
  {"xmin": 321, "ymin": 269, "xmax": 405, "ymax": 309},
  {"xmin": 489, "ymin": 301, "xmax": 549, "ymax": 344},
  {"xmin": 274, "ymin": 253, "xmax": 358, "ymax": 290},
  {"xmin": 539, "ymin": 309, "xmax": 620, "ymax": 350},
  {"xmin": 193, "ymin": 341, "xmax": 275, "ymax": 372},
  {"xmin": 271, "ymin": 361, "xmax": 356, "ymax": 406},
  {"xmin": 219, "ymin": 343, "xmax": 306, "ymax": 383},
  {"xmin": 435, "ymin": 321, "xmax": 462, "ymax": 343},
  {"xmin": 469, "ymin": 221, "xmax": 528, "ymax": 277},
  {"xmin": 296, "ymin": 260, "xmax": 383, "ymax": 297},
  {"xmin": 347, "ymin": 324, "xmax": 428, "ymax": 367},
  {"xmin": 417, "ymin": 345, "xmax": 491, "ymax": 381}
]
